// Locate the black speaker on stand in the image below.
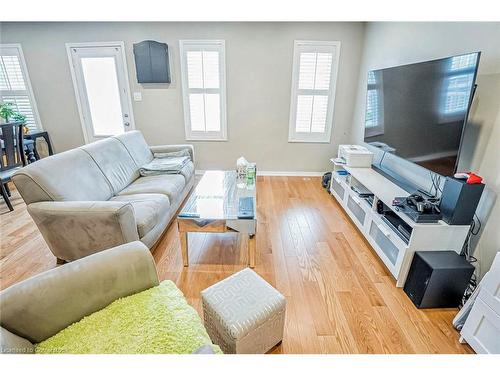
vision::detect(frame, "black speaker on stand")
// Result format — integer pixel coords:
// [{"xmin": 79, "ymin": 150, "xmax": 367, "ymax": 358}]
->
[{"xmin": 439, "ymin": 177, "xmax": 484, "ymax": 225}]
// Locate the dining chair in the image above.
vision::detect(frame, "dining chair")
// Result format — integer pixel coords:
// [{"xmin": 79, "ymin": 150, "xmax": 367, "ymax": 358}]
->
[{"xmin": 1, "ymin": 122, "xmax": 26, "ymax": 211}]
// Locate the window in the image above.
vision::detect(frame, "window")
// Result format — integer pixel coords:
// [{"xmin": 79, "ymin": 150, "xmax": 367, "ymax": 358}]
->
[
  {"xmin": 179, "ymin": 40, "xmax": 227, "ymax": 141},
  {"xmin": 364, "ymin": 70, "xmax": 384, "ymax": 137},
  {"xmin": 440, "ymin": 53, "xmax": 478, "ymax": 121},
  {"xmin": 0, "ymin": 44, "xmax": 41, "ymax": 131},
  {"xmin": 288, "ymin": 41, "xmax": 340, "ymax": 143}
]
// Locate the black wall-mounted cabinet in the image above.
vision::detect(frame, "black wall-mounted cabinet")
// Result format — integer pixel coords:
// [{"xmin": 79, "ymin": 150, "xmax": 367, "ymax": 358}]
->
[{"xmin": 133, "ymin": 40, "xmax": 171, "ymax": 84}]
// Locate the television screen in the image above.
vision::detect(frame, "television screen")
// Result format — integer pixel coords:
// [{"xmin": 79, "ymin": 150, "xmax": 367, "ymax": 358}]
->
[{"xmin": 363, "ymin": 52, "xmax": 480, "ymax": 177}]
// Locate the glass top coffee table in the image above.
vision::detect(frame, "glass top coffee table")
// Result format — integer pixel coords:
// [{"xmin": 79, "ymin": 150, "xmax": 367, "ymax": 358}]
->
[{"xmin": 177, "ymin": 170, "xmax": 257, "ymax": 268}]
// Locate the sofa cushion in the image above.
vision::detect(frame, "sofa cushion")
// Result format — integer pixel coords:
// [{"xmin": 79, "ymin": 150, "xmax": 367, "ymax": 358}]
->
[
  {"xmin": 35, "ymin": 280, "xmax": 221, "ymax": 354},
  {"xmin": 12, "ymin": 149, "xmax": 113, "ymax": 204},
  {"xmin": 114, "ymin": 131, "xmax": 154, "ymax": 168},
  {"xmin": 118, "ymin": 174, "xmax": 186, "ymax": 203},
  {"xmin": 179, "ymin": 161, "xmax": 195, "ymax": 182},
  {"xmin": 81, "ymin": 138, "xmax": 139, "ymax": 194},
  {"xmin": 111, "ymin": 194, "xmax": 169, "ymax": 238}
]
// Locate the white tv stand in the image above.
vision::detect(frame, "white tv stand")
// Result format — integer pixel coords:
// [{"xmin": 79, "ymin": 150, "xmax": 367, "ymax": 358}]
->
[{"xmin": 330, "ymin": 160, "xmax": 470, "ymax": 287}]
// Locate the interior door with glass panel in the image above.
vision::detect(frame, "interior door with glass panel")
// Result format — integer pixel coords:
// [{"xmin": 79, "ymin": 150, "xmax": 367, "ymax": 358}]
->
[{"xmin": 68, "ymin": 44, "xmax": 133, "ymax": 143}]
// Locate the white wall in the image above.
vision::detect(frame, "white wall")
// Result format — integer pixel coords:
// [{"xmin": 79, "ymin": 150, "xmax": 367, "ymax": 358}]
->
[
  {"xmin": 351, "ymin": 22, "xmax": 500, "ymax": 276},
  {"xmin": 0, "ymin": 22, "xmax": 365, "ymax": 172}
]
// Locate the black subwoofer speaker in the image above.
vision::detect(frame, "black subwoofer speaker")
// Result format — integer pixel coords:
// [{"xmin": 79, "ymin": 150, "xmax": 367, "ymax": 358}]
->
[{"xmin": 404, "ymin": 251, "xmax": 474, "ymax": 309}]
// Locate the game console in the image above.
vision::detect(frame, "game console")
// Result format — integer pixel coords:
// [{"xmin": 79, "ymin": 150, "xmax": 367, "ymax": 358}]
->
[
  {"xmin": 338, "ymin": 145, "xmax": 374, "ymax": 167},
  {"xmin": 392, "ymin": 193, "xmax": 442, "ymax": 223}
]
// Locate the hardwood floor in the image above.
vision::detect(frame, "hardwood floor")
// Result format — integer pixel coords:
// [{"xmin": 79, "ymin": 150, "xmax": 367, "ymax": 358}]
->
[{"xmin": 0, "ymin": 176, "xmax": 472, "ymax": 354}]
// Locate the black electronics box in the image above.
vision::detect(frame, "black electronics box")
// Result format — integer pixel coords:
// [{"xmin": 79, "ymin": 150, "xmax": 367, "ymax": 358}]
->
[
  {"xmin": 393, "ymin": 196, "xmax": 442, "ymax": 223},
  {"xmin": 404, "ymin": 251, "xmax": 474, "ymax": 309},
  {"xmin": 402, "ymin": 206, "xmax": 442, "ymax": 223},
  {"xmin": 439, "ymin": 177, "xmax": 484, "ymax": 225}
]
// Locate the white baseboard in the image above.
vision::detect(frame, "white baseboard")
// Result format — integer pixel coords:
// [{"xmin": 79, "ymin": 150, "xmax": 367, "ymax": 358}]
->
[
  {"xmin": 257, "ymin": 171, "xmax": 324, "ymax": 177},
  {"xmin": 195, "ymin": 169, "xmax": 323, "ymax": 177}
]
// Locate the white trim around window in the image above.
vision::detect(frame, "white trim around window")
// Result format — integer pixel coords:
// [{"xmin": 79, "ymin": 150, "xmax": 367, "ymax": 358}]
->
[
  {"xmin": 288, "ymin": 40, "xmax": 341, "ymax": 143},
  {"xmin": 179, "ymin": 40, "xmax": 227, "ymax": 141},
  {"xmin": 0, "ymin": 44, "xmax": 43, "ymax": 131}
]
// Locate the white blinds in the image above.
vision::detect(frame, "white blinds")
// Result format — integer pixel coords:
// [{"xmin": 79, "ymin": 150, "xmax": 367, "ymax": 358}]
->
[
  {"xmin": 289, "ymin": 41, "xmax": 339, "ymax": 142},
  {"xmin": 298, "ymin": 52, "xmax": 333, "ymax": 91},
  {"xmin": 187, "ymin": 51, "xmax": 220, "ymax": 89},
  {"xmin": 0, "ymin": 46, "xmax": 40, "ymax": 131},
  {"xmin": 443, "ymin": 53, "xmax": 477, "ymax": 115},
  {"xmin": 365, "ymin": 71, "xmax": 380, "ymax": 129},
  {"xmin": 180, "ymin": 41, "xmax": 227, "ymax": 140}
]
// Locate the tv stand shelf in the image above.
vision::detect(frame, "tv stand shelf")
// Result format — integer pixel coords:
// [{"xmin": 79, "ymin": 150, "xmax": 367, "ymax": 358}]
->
[{"xmin": 330, "ymin": 163, "xmax": 470, "ymax": 287}]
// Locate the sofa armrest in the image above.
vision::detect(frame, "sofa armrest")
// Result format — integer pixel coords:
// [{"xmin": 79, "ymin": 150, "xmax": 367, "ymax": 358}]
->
[
  {"xmin": 0, "ymin": 241, "xmax": 159, "ymax": 344},
  {"xmin": 28, "ymin": 201, "xmax": 139, "ymax": 262},
  {"xmin": 1, "ymin": 327, "xmax": 35, "ymax": 354},
  {"xmin": 149, "ymin": 144, "xmax": 195, "ymax": 163}
]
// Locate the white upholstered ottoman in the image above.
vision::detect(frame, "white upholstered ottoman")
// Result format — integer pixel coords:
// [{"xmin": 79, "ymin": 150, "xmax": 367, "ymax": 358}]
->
[{"xmin": 201, "ymin": 268, "xmax": 286, "ymax": 354}]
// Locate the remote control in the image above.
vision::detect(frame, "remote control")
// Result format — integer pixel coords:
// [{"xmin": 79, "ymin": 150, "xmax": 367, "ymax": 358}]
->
[
  {"xmin": 238, "ymin": 197, "xmax": 254, "ymax": 219},
  {"xmin": 454, "ymin": 172, "xmax": 469, "ymax": 180},
  {"xmin": 178, "ymin": 212, "xmax": 200, "ymax": 218}
]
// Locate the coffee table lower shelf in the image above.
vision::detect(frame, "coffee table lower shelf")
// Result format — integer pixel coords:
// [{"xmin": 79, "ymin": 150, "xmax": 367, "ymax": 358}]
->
[{"xmin": 177, "ymin": 218, "xmax": 256, "ymax": 268}]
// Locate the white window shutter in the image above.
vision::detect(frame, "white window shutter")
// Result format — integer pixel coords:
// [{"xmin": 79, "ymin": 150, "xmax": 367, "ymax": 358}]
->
[
  {"xmin": 364, "ymin": 70, "xmax": 384, "ymax": 137},
  {"xmin": 289, "ymin": 41, "xmax": 340, "ymax": 143},
  {"xmin": 438, "ymin": 53, "xmax": 478, "ymax": 124},
  {"xmin": 186, "ymin": 51, "xmax": 204, "ymax": 89},
  {"xmin": 202, "ymin": 51, "xmax": 220, "ymax": 89},
  {"xmin": 180, "ymin": 40, "xmax": 227, "ymax": 141},
  {"xmin": 0, "ymin": 45, "xmax": 42, "ymax": 132}
]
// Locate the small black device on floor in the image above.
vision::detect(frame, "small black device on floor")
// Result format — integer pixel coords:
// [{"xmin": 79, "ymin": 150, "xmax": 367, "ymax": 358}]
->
[
  {"xmin": 322, "ymin": 172, "xmax": 332, "ymax": 189},
  {"xmin": 404, "ymin": 251, "xmax": 474, "ymax": 309},
  {"xmin": 238, "ymin": 197, "xmax": 254, "ymax": 219},
  {"xmin": 439, "ymin": 177, "xmax": 485, "ymax": 225}
]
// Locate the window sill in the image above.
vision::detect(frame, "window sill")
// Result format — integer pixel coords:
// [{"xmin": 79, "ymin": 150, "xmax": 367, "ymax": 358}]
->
[
  {"xmin": 185, "ymin": 137, "xmax": 228, "ymax": 142},
  {"xmin": 288, "ymin": 138, "xmax": 331, "ymax": 144}
]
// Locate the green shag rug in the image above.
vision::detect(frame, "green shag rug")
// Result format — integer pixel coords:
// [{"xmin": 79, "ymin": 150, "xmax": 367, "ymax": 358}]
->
[{"xmin": 35, "ymin": 280, "xmax": 221, "ymax": 354}]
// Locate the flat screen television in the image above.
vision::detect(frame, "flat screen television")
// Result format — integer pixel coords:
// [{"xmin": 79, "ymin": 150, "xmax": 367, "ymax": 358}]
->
[{"xmin": 363, "ymin": 52, "xmax": 480, "ymax": 177}]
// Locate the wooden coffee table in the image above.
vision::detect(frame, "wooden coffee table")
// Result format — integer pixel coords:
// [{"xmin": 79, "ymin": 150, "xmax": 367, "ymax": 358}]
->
[{"xmin": 177, "ymin": 170, "xmax": 257, "ymax": 268}]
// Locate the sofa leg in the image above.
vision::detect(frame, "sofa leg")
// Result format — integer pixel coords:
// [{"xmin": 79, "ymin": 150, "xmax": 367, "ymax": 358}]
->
[{"xmin": 56, "ymin": 257, "xmax": 66, "ymax": 265}]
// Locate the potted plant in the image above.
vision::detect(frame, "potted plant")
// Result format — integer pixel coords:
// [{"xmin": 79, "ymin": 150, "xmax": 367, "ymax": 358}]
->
[
  {"xmin": 0, "ymin": 102, "xmax": 15, "ymax": 123},
  {"xmin": 0, "ymin": 103, "xmax": 29, "ymax": 134}
]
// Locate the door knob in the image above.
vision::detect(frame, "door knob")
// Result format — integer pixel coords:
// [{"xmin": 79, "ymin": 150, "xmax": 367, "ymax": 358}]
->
[{"xmin": 124, "ymin": 122, "xmax": 130, "ymax": 127}]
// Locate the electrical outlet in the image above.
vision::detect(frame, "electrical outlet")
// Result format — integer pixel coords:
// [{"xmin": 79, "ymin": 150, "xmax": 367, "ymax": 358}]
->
[{"xmin": 133, "ymin": 92, "xmax": 142, "ymax": 101}]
